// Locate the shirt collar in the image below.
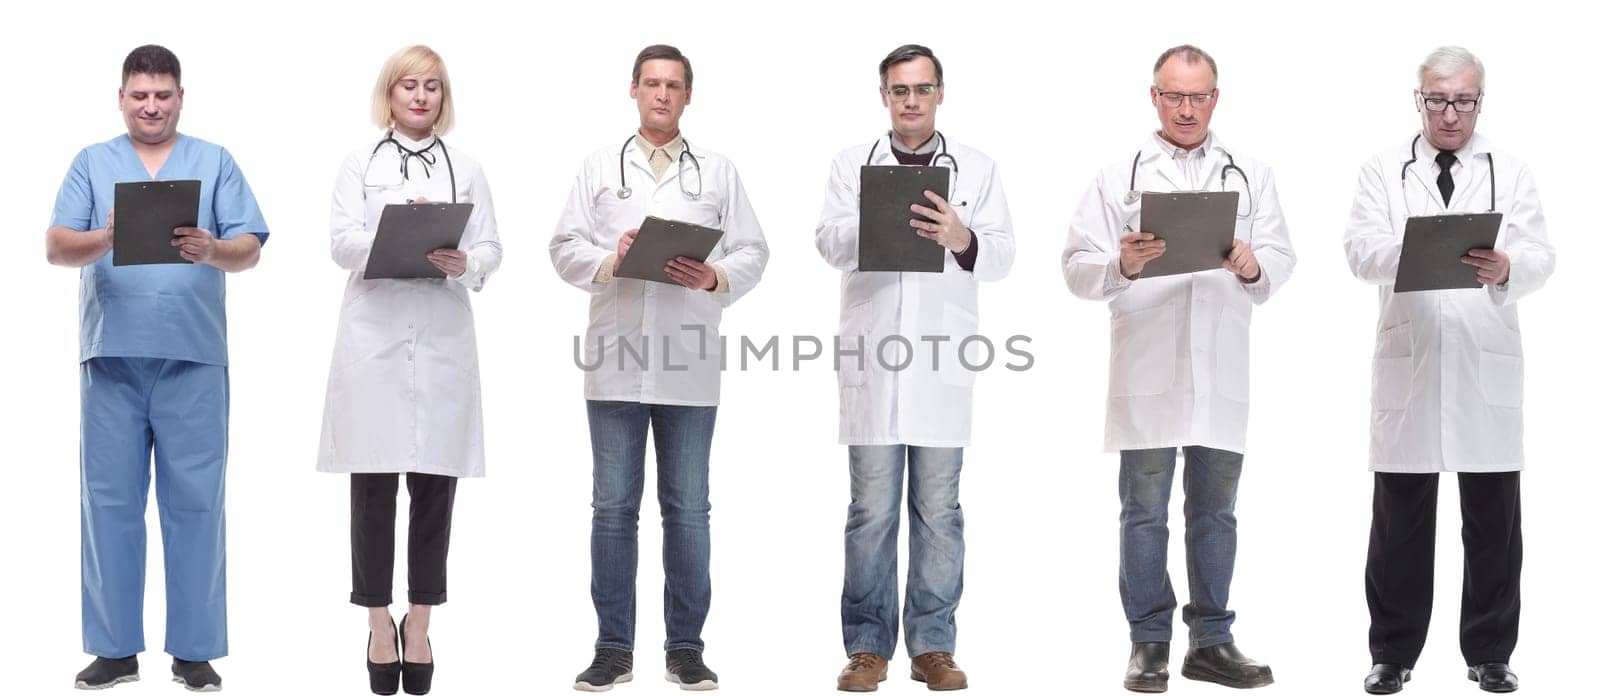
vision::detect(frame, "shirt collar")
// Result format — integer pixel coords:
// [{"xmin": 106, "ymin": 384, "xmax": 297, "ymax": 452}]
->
[
  {"xmin": 636, "ymin": 130, "xmax": 685, "ymax": 162},
  {"xmin": 1152, "ymin": 130, "xmax": 1212, "ymax": 161},
  {"xmin": 390, "ymin": 130, "xmax": 438, "ymax": 151},
  {"xmin": 890, "ymin": 131, "xmax": 941, "ymax": 155},
  {"xmin": 1416, "ymin": 131, "xmax": 1485, "ymax": 170}
]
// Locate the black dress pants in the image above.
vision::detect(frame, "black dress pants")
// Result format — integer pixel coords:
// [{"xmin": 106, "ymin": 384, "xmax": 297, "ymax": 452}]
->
[
  {"xmin": 1365, "ymin": 471, "xmax": 1521, "ymax": 668},
  {"xmin": 350, "ymin": 472, "xmax": 458, "ymax": 607}
]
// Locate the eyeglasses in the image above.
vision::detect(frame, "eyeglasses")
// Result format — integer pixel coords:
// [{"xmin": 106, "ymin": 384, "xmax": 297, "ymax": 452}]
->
[
  {"xmin": 1155, "ymin": 90, "xmax": 1216, "ymax": 108},
  {"xmin": 885, "ymin": 83, "xmax": 940, "ymax": 101},
  {"xmin": 1418, "ymin": 94, "xmax": 1481, "ymax": 113}
]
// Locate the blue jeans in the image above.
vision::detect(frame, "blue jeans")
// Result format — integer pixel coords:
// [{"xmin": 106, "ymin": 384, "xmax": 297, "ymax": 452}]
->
[
  {"xmin": 1119, "ymin": 446, "xmax": 1243, "ymax": 648},
  {"xmin": 586, "ymin": 400, "xmax": 716, "ymax": 653},
  {"xmin": 842, "ymin": 445, "xmax": 964, "ymax": 658}
]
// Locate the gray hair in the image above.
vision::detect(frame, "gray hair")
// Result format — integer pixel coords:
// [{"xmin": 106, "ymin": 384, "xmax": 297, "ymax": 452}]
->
[
  {"xmin": 1418, "ymin": 46, "xmax": 1485, "ymax": 93},
  {"xmin": 1152, "ymin": 44, "xmax": 1217, "ymax": 86}
]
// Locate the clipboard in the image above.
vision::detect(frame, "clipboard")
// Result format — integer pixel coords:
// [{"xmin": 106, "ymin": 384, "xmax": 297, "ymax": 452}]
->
[
  {"xmin": 363, "ymin": 203, "xmax": 474, "ymax": 279},
  {"xmin": 1137, "ymin": 191, "xmax": 1239, "ymax": 278},
  {"xmin": 858, "ymin": 165, "xmax": 950, "ymax": 273},
  {"xmin": 614, "ymin": 216, "xmax": 724, "ymax": 284},
  {"xmin": 1394, "ymin": 212, "xmax": 1502, "ymax": 292},
  {"xmin": 112, "ymin": 179, "xmax": 200, "ymax": 266}
]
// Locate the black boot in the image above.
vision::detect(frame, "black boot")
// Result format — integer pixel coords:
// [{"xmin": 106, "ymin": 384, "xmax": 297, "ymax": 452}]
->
[
  {"xmin": 1124, "ymin": 642, "xmax": 1170, "ymax": 693},
  {"xmin": 1180, "ymin": 642, "xmax": 1273, "ymax": 689}
]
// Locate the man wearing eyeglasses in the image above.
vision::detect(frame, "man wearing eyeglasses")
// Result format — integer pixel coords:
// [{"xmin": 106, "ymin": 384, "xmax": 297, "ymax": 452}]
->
[
  {"xmin": 1063, "ymin": 44, "xmax": 1294, "ymax": 693},
  {"xmin": 816, "ymin": 43, "xmax": 1015, "ymax": 692},
  {"xmin": 1344, "ymin": 46, "xmax": 1554, "ymax": 695}
]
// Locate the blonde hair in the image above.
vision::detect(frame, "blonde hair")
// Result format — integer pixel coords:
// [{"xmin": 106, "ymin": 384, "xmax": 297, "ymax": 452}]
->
[{"xmin": 370, "ymin": 45, "xmax": 454, "ymax": 135}]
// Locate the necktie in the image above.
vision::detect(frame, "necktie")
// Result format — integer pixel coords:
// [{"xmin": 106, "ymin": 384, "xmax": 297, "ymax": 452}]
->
[{"xmin": 1436, "ymin": 150, "xmax": 1458, "ymax": 206}]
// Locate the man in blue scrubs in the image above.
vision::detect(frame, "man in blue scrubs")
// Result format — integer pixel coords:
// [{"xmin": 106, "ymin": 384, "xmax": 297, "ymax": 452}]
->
[{"xmin": 45, "ymin": 44, "xmax": 268, "ymax": 692}]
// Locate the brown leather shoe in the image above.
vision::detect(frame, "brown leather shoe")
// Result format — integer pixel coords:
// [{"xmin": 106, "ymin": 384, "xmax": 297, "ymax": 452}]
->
[
  {"xmin": 837, "ymin": 653, "xmax": 888, "ymax": 692},
  {"xmin": 911, "ymin": 652, "xmax": 968, "ymax": 691}
]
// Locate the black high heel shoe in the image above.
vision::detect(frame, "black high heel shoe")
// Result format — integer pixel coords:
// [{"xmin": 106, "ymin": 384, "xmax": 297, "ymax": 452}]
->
[
  {"xmin": 367, "ymin": 617, "xmax": 401, "ymax": 695},
  {"xmin": 399, "ymin": 614, "xmax": 434, "ymax": 695}
]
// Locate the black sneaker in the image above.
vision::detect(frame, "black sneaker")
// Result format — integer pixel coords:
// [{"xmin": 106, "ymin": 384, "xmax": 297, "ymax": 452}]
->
[
  {"xmin": 74, "ymin": 656, "xmax": 139, "ymax": 690},
  {"xmin": 574, "ymin": 649, "xmax": 633, "ymax": 692},
  {"xmin": 171, "ymin": 658, "xmax": 222, "ymax": 692},
  {"xmin": 665, "ymin": 649, "xmax": 718, "ymax": 691}
]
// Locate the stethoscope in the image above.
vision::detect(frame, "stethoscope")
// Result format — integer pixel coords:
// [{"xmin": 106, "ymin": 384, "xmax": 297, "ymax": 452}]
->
[
  {"xmin": 1123, "ymin": 145, "xmax": 1253, "ymax": 219},
  {"xmin": 363, "ymin": 130, "xmax": 458, "ymax": 203},
  {"xmin": 616, "ymin": 134, "xmax": 702, "ymax": 200},
  {"xmin": 1399, "ymin": 133, "xmax": 1495, "ymax": 214},
  {"xmin": 865, "ymin": 130, "xmax": 966, "ymax": 206}
]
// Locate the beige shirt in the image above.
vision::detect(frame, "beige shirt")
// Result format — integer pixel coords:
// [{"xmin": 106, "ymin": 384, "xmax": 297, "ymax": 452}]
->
[{"xmin": 593, "ymin": 130, "xmax": 728, "ymax": 293}]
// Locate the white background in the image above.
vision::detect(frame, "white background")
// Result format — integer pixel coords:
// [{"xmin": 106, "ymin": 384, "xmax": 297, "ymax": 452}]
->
[{"xmin": 1, "ymin": 1, "xmax": 1592, "ymax": 694}]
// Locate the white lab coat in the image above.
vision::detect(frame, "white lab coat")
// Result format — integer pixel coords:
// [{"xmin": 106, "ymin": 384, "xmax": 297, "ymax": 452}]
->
[
  {"xmin": 550, "ymin": 137, "xmax": 768, "ymax": 406},
  {"xmin": 815, "ymin": 134, "xmax": 1015, "ymax": 447},
  {"xmin": 1063, "ymin": 133, "xmax": 1295, "ymax": 454},
  {"xmin": 317, "ymin": 133, "xmax": 502, "ymax": 477},
  {"xmin": 1344, "ymin": 132, "xmax": 1554, "ymax": 473}
]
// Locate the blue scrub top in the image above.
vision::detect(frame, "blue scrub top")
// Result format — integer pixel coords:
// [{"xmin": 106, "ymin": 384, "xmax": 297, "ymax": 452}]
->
[{"xmin": 50, "ymin": 134, "xmax": 269, "ymax": 366}]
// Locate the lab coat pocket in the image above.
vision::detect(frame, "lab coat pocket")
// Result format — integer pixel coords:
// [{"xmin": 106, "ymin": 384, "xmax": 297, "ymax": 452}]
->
[
  {"xmin": 838, "ymin": 300, "xmax": 872, "ymax": 388},
  {"xmin": 1109, "ymin": 303, "xmax": 1176, "ymax": 397},
  {"xmin": 1215, "ymin": 308, "xmax": 1251, "ymax": 403},
  {"xmin": 1479, "ymin": 351, "xmax": 1524, "ymax": 409},
  {"xmin": 939, "ymin": 303, "xmax": 979, "ymax": 388},
  {"xmin": 1372, "ymin": 322, "xmax": 1413, "ymax": 411}
]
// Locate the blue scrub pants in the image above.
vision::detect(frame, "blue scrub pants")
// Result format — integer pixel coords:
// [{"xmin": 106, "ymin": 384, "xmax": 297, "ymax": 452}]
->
[{"xmin": 80, "ymin": 357, "xmax": 229, "ymax": 661}]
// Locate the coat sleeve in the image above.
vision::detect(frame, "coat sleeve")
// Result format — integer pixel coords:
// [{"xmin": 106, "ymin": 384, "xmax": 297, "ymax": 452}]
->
[
  {"xmin": 330, "ymin": 152, "xmax": 373, "ymax": 272},
  {"xmin": 1063, "ymin": 171, "xmax": 1134, "ymax": 301},
  {"xmin": 1343, "ymin": 158, "xmax": 1402, "ymax": 285},
  {"xmin": 712, "ymin": 162, "xmax": 769, "ymax": 307},
  {"xmin": 1487, "ymin": 164, "xmax": 1555, "ymax": 306},
  {"xmin": 454, "ymin": 163, "xmax": 503, "ymax": 292},
  {"xmin": 549, "ymin": 157, "xmax": 614, "ymax": 293},
  {"xmin": 815, "ymin": 152, "xmax": 860, "ymax": 271},
  {"xmin": 968, "ymin": 162, "xmax": 1015, "ymax": 282},
  {"xmin": 1240, "ymin": 166, "xmax": 1295, "ymax": 304}
]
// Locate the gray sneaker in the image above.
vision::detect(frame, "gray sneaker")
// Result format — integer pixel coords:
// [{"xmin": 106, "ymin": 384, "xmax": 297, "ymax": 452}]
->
[
  {"xmin": 665, "ymin": 649, "xmax": 718, "ymax": 691},
  {"xmin": 575, "ymin": 649, "xmax": 634, "ymax": 692},
  {"xmin": 171, "ymin": 658, "xmax": 222, "ymax": 692},
  {"xmin": 74, "ymin": 656, "xmax": 139, "ymax": 690}
]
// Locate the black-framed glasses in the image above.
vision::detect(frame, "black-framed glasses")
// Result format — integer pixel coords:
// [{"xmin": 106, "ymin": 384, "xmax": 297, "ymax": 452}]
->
[
  {"xmin": 1419, "ymin": 94, "xmax": 1481, "ymax": 113},
  {"xmin": 1155, "ymin": 90, "xmax": 1216, "ymax": 108},
  {"xmin": 885, "ymin": 83, "xmax": 940, "ymax": 101}
]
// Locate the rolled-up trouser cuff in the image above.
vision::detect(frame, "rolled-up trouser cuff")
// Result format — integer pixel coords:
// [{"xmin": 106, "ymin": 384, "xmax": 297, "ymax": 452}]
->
[
  {"xmin": 350, "ymin": 592, "xmax": 393, "ymax": 608},
  {"xmin": 408, "ymin": 590, "xmax": 447, "ymax": 606}
]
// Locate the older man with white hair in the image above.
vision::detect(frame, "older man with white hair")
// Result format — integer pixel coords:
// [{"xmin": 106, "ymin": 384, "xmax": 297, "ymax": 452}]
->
[{"xmin": 1345, "ymin": 46, "xmax": 1555, "ymax": 695}]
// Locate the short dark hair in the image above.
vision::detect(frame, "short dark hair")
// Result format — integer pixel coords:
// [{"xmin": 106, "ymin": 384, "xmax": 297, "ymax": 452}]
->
[
  {"xmin": 632, "ymin": 44, "xmax": 693, "ymax": 89},
  {"xmin": 1152, "ymin": 44, "xmax": 1217, "ymax": 84},
  {"xmin": 123, "ymin": 44, "xmax": 181, "ymax": 87},
  {"xmin": 879, "ymin": 44, "xmax": 943, "ymax": 86}
]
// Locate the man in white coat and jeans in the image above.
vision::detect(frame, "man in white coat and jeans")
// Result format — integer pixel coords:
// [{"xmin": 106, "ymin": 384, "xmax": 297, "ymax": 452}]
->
[
  {"xmin": 817, "ymin": 44, "xmax": 1014, "ymax": 693},
  {"xmin": 1063, "ymin": 44, "xmax": 1294, "ymax": 693},
  {"xmin": 1346, "ymin": 46, "xmax": 1554, "ymax": 696},
  {"xmin": 550, "ymin": 44, "xmax": 769, "ymax": 692}
]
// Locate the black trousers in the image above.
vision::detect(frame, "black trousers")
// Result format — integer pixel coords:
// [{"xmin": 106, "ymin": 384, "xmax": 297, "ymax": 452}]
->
[
  {"xmin": 1365, "ymin": 471, "xmax": 1521, "ymax": 668},
  {"xmin": 351, "ymin": 472, "xmax": 458, "ymax": 607}
]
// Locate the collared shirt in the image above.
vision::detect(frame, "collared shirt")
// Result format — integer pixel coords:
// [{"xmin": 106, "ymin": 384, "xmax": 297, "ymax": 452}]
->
[
  {"xmin": 1152, "ymin": 130, "xmax": 1215, "ymax": 190},
  {"xmin": 49, "ymin": 133, "xmax": 269, "ymax": 366},
  {"xmin": 637, "ymin": 131, "xmax": 685, "ymax": 181}
]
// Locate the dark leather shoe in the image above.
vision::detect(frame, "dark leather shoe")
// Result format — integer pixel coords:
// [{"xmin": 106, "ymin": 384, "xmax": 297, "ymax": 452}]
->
[
  {"xmin": 1124, "ymin": 642, "xmax": 1169, "ymax": 693},
  {"xmin": 1364, "ymin": 664, "xmax": 1411, "ymax": 694},
  {"xmin": 1468, "ymin": 663, "xmax": 1518, "ymax": 693},
  {"xmin": 1181, "ymin": 642, "xmax": 1273, "ymax": 689}
]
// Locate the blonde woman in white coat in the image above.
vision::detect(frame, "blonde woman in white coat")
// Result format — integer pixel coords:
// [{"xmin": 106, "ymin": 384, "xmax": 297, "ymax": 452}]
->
[{"xmin": 317, "ymin": 45, "xmax": 501, "ymax": 696}]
